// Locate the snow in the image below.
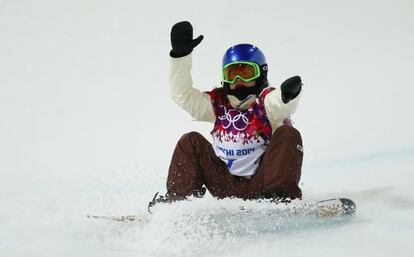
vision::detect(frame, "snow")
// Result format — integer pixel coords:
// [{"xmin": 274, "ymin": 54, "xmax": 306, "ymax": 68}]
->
[{"xmin": 1, "ymin": 0, "xmax": 414, "ymax": 256}]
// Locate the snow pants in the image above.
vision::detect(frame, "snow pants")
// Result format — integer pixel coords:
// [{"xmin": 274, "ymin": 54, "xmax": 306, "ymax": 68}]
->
[{"xmin": 166, "ymin": 125, "xmax": 303, "ymax": 201}]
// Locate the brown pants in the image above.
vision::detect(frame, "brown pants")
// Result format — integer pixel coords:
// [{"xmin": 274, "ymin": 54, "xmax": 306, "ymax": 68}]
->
[{"xmin": 166, "ymin": 125, "xmax": 303, "ymax": 201}]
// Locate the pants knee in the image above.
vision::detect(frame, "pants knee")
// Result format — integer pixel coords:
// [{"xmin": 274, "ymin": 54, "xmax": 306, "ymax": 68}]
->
[
  {"xmin": 273, "ymin": 126, "xmax": 302, "ymax": 143},
  {"xmin": 178, "ymin": 131, "xmax": 204, "ymax": 144}
]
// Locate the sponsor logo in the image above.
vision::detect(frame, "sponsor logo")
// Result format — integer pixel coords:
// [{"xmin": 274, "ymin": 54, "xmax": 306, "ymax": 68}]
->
[
  {"xmin": 218, "ymin": 106, "xmax": 251, "ymax": 131},
  {"xmin": 218, "ymin": 146, "xmax": 255, "ymax": 157}
]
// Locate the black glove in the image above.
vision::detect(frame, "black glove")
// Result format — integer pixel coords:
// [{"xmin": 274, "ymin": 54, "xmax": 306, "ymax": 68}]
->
[
  {"xmin": 281, "ymin": 75, "xmax": 302, "ymax": 103},
  {"xmin": 170, "ymin": 21, "xmax": 204, "ymax": 58}
]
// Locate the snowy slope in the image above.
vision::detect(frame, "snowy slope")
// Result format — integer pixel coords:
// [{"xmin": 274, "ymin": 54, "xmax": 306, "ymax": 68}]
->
[{"xmin": 0, "ymin": 0, "xmax": 413, "ymax": 256}]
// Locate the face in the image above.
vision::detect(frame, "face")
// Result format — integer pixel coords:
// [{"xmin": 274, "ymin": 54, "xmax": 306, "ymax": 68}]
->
[{"xmin": 229, "ymin": 79, "xmax": 256, "ymax": 90}]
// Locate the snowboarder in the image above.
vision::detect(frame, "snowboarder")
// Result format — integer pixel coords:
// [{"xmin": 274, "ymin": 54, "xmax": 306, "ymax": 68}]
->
[{"xmin": 150, "ymin": 21, "xmax": 304, "ymax": 208}]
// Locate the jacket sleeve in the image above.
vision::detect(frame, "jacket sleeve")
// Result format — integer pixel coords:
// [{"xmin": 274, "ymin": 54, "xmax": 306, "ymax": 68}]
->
[
  {"xmin": 263, "ymin": 86, "xmax": 302, "ymax": 131},
  {"xmin": 169, "ymin": 54, "xmax": 215, "ymax": 122}
]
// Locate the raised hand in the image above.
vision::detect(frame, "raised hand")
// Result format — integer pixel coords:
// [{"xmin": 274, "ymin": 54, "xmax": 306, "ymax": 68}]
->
[
  {"xmin": 170, "ymin": 21, "xmax": 204, "ymax": 58},
  {"xmin": 281, "ymin": 75, "xmax": 302, "ymax": 103}
]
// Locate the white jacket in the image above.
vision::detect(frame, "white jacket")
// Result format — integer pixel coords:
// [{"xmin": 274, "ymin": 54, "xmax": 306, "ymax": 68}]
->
[{"xmin": 169, "ymin": 54, "xmax": 301, "ymax": 133}]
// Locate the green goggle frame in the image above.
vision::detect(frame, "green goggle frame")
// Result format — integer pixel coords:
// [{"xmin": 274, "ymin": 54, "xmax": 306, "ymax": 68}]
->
[{"xmin": 222, "ymin": 61, "xmax": 261, "ymax": 84}]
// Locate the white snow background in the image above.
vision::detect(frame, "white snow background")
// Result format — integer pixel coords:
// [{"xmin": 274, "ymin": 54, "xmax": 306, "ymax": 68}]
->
[{"xmin": 1, "ymin": 0, "xmax": 413, "ymax": 256}]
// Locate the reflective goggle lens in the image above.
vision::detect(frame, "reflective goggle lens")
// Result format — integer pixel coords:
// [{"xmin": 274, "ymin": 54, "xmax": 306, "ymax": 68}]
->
[{"xmin": 222, "ymin": 62, "xmax": 260, "ymax": 83}]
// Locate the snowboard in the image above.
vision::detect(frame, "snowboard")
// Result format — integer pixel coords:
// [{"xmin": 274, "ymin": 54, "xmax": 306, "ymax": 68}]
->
[
  {"xmin": 86, "ymin": 197, "xmax": 356, "ymax": 223},
  {"xmin": 86, "ymin": 214, "xmax": 141, "ymax": 222}
]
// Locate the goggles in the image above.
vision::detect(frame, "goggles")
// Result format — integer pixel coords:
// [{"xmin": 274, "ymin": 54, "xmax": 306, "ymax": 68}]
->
[{"xmin": 222, "ymin": 61, "xmax": 261, "ymax": 84}]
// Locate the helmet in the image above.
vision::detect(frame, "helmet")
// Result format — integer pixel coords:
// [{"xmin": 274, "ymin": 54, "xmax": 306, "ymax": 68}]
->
[
  {"xmin": 221, "ymin": 44, "xmax": 268, "ymax": 87},
  {"xmin": 222, "ymin": 43, "xmax": 266, "ymax": 66}
]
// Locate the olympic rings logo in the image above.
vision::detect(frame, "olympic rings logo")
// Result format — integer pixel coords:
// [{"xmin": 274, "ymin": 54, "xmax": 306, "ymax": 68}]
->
[{"xmin": 218, "ymin": 106, "xmax": 251, "ymax": 131}]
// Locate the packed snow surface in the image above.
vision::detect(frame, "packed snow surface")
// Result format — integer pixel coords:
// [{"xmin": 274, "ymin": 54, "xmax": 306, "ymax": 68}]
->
[{"xmin": 1, "ymin": 0, "xmax": 413, "ymax": 256}]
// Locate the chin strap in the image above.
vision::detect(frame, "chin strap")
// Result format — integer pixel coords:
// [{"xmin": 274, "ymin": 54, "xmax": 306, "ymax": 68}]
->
[
  {"xmin": 228, "ymin": 94, "xmax": 257, "ymax": 110},
  {"xmin": 222, "ymin": 81, "xmax": 269, "ymax": 110}
]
